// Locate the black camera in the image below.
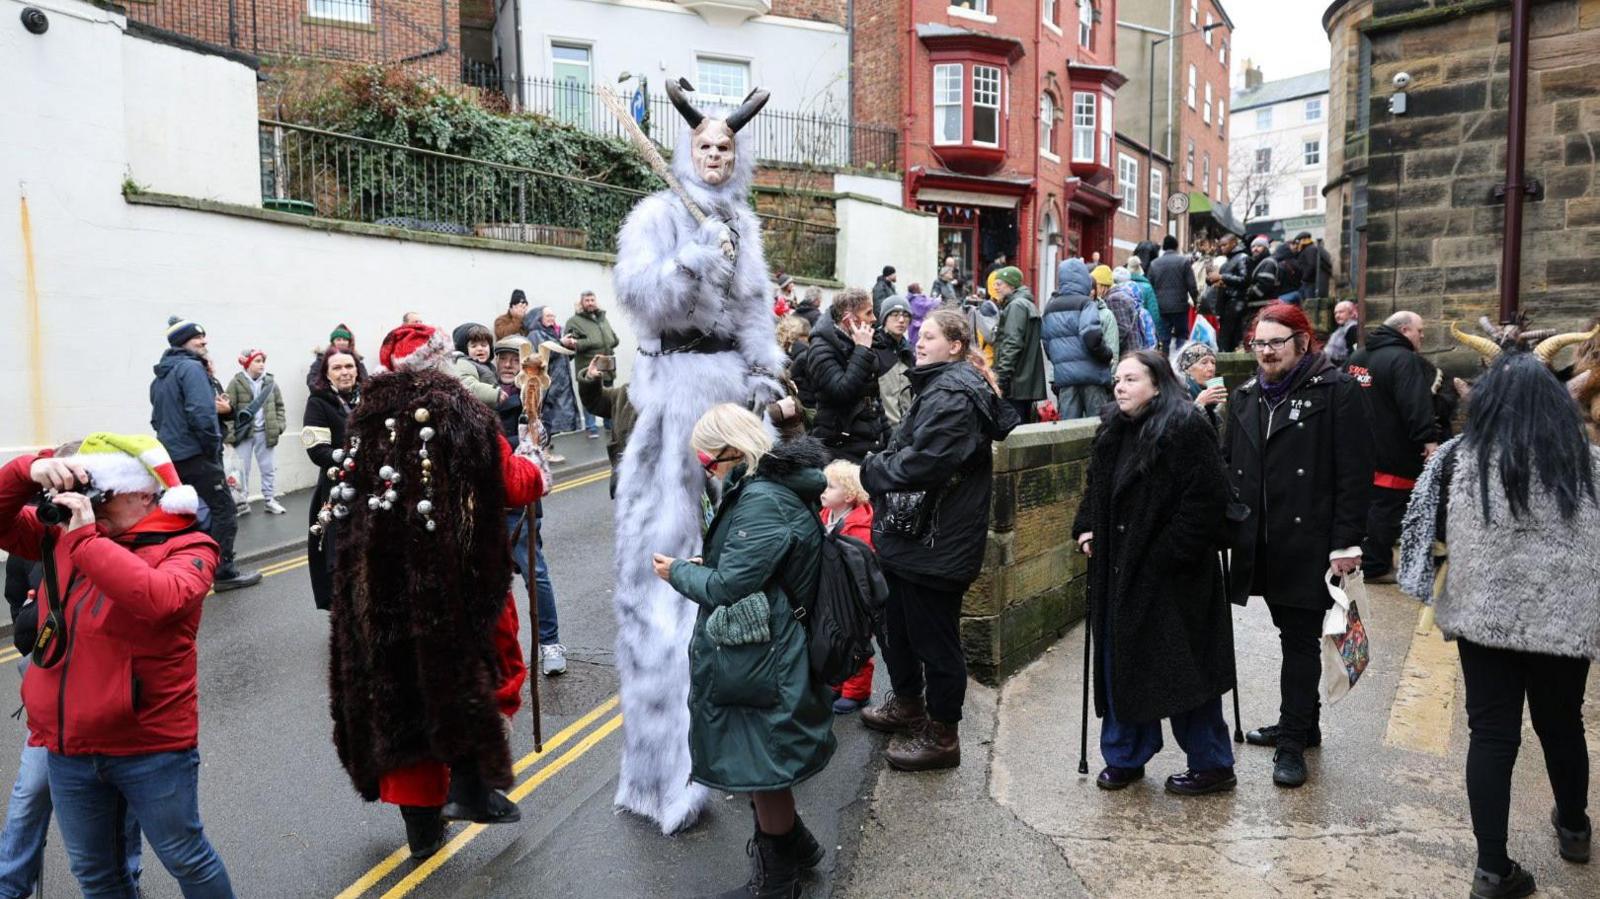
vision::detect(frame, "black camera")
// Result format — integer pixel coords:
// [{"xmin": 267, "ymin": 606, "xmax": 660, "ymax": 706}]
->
[{"xmin": 36, "ymin": 483, "xmax": 105, "ymax": 526}]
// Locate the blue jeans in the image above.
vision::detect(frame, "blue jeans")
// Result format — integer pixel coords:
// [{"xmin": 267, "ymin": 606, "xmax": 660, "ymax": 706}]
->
[
  {"xmin": 1100, "ymin": 637, "xmax": 1234, "ymax": 772},
  {"xmin": 47, "ymin": 749, "xmax": 232, "ymax": 898},
  {"xmin": 0, "ymin": 743, "xmax": 141, "ymax": 898},
  {"xmin": 507, "ymin": 511, "xmax": 559, "ymax": 645},
  {"xmin": 1156, "ymin": 312, "xmax": 1191, "ymax": 355},
  {"xmin": 1278, "ymin": 290, "xmax": 1303, "ymax": 305}
]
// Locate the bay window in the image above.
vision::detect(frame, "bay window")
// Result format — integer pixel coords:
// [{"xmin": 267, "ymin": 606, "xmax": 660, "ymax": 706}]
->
[
  {"xmin": 972, "ymin": 65, "xmax": 1002, "ymax": 146},
  {"xmin": 1072, "ymin": 91, "xmax": 1096, "ymax": 162},
  {"xmin": 934, "ymin": 63, "xmax": 964, "ymax": 145}
]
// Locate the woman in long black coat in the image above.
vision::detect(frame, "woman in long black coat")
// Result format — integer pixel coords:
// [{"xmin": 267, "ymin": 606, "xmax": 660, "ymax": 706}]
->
[
  {"xmin": 303, "ymin": 350, "xmax": 363, "ymax": 610},
  {"xmin": 1072, "ymin": 349, "xmax": 1237, "ymax": 794}
]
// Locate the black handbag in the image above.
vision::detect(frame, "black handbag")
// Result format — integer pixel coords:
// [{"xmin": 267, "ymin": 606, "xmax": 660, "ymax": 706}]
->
[{"xmin": 877, "ymin": 489, "xmax": 936, "ymax": 540}]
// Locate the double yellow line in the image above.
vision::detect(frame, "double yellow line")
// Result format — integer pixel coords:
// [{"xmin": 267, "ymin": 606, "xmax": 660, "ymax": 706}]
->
[{"xmin": 337, "ymin": 695, "xmax": 624, "ymax": 899}]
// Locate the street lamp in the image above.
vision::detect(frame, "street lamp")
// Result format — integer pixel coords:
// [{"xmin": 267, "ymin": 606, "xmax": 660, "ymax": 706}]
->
[{"xmin": 1144, "ymin": 22, "xmax": 1224, "ymax": 241}]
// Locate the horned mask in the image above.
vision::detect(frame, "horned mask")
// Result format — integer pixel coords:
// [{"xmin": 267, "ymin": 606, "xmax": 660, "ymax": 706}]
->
[
  {"xmin": 666, "ymin": 79, "xmax": 770, "ymax": 186},
  {"xmin": 1449, "ymin": 315, "xmax": 1600, "ymax": 367}
]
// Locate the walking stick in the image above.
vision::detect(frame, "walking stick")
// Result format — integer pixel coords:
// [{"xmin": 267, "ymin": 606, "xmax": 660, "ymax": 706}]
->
[
  {"xmin": 519, "ymin": 343, "xmax": 549, "ymax": 753},
  {"xmin": 1078, "ymin": 609, "xmax": 1091, "ymax": 775},
  {"xmin": 1222, "ymin": 550, "xmax": 1245, "ymax": 743},
  {"xmin": 526, "ymin": 503, "xmax": 543, "ymax": 753}
]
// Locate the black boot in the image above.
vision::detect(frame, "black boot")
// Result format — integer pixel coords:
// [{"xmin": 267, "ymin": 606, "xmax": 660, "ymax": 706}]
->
[
  {"xmin": 714, "ymin": 831, "xmax": 801, "ymax": 899},
  {"xmin": 212, "ymin": 560, "xmax": 261, "ymax": 591},
  {"xmin": 1469, "ymin": 861, "xmax": 1535, "ymax": 898},
  {"xmin": 749, "ymin": 806, "xmax": 823, "ymax": 869},
  {"xmin": 400, "ymin": 806, "xmax": 447, "ymax": 860},
  {"xmin": 441, "ymin": 765, "xmax": 521, "ymax": 824}
]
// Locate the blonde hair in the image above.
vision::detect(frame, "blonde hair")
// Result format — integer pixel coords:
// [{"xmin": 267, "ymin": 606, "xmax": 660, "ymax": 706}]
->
[
  {"xmin": 1125, "ymin": 256, "xmax": 1144, "ymax": 275},
  {"xmin": 776, "ymin": 315, "xmax": 811, "ymax": 353},
  {"xmin": 690, "ymin": 404, "xmax": 774, "ymax": 467},
  {"xmin": 823, "ymin": 460, "xmax": 869, "ymax": 505}
]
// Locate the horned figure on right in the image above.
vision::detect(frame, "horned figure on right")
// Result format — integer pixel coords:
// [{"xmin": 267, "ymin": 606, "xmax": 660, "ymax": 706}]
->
[{"xmin": 608, "ymin": 78, "xmax": 787, "ymax": 835}]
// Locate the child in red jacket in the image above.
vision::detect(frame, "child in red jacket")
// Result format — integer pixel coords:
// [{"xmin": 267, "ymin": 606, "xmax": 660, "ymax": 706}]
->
[{"xmin": 820, "ymin": 460, "xmax": 876, "ymax": 713}]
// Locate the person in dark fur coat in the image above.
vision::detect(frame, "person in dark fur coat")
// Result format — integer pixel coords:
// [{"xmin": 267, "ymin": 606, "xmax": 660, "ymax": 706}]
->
[
  {"xmin": 328, "ymin": 323, "xmax": 544, "ymax": 861},
  {"xmin": 1072, "ymin": 350, "xmax": 1236, "ymax": 795}
]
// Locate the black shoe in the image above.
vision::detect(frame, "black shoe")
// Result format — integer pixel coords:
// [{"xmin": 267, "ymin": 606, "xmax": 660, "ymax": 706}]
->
[
  {"xmin": 441, "ymin": 788, "xmax": 521, "ymax": 824},
  {"xmin": 1095, "ymin": 766, "xmax": 1145, "ymax": 790},
  {"xmin": 1272, "ymin": 748, "xmax": 1308, "ymax": 788},
  {"xmin": 1469, "ymin": 861, "xmax": 1535, "ymax": 898},
  {"xmin": 713, "ymin": 830, "xmax": 801, "ymax": 898},
  {"xmin": 1245, "ymin": 724, "xmax": 1322, "ymax": 748},
  {"xmin": 400, "ymin": 806, "xmax": 447, "ymax": 860},
  {"xmin": 212, "ymin": 564, "xmax": 262, "ymax": 591},
  {"xmin": 1165, "ymin": 768, "xmax": 1238, "ymax": 796},
  {"xmin": 1552, "ymin": 806, "xmax": 1592, "ymax": 863}
]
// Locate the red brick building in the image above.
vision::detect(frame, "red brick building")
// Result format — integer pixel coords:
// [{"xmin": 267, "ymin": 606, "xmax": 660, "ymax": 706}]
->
[{"xmin": 854, "ymin": 0, "xmax": 1125, "ymax": 297}]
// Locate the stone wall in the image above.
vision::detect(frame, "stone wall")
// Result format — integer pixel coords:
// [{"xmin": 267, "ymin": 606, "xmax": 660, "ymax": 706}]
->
[{"xmin": 1333, "ymin": 0, "xmax": 1599, "ymax": 371}]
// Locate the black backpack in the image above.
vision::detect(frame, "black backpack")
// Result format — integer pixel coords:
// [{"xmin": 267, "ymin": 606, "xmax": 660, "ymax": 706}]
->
[{"xmin": 797, "ymin": 528, "xmax": 888, "ymax": 687}]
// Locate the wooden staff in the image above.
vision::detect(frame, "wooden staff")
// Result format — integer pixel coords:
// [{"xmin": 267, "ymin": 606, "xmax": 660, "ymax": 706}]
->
[
  {"xmin": 593, "ymin": 86, "xmax": 736, "ymax": 261},
  {"xmin": 519, "ymin": 342, "xmax": 549, "ymax": 752}
]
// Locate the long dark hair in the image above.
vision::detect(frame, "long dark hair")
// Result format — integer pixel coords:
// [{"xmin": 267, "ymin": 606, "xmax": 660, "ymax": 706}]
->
[
  {"xmin": 1100, "ymin": 349, "xmax": 1199, "ymax": 474},
  {"xmin": 1462, "ymin": 351, "xmax": 1595, "ymax": 521}
]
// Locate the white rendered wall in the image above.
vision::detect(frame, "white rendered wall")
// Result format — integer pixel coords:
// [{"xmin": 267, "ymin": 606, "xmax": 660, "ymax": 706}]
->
[
  {"xmin": 1226, "ymin": 91, "xmax": 1330, "ymax": 233},
  {"xmin": 833, "ymin": 173, "xmax": 902, "ymax": 206},
  {"xmin": 523, "ymin": 0, "xmax": 849, "ymax": 119},
  {"xmin": 834, "ymin": 197, "xmax": 937, "ymax": 296},
  {"xmin": 0, "ymin": 0, "xmax": 637, "ymax": 496},
  {"xmin": 122, "ymin": 37, "xmax": 261, "ymax": 204}
]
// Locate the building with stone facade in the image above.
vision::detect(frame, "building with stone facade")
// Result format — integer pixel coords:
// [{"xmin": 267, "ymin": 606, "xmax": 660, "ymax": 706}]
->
[
  {"xmin": 1322, "ymin": 0, "xmax": 1600, "ymax": 360},
  {"xmin": 853, "ymin": 0, "xmax": 1127, "ymax": 297},
  {"xmin": 1227, "ymin": 66, "xmax": 1330, "ymax": 242},
  {"xmin": 1115, "ymin": 0, "xmax": 1235, "ymax": 248}
]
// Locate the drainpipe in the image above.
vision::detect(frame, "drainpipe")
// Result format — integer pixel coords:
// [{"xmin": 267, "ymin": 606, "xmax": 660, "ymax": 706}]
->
[
  {"xmin": 903, "ymin": 15, "xmax": 916, "ymax": 207},
  {"xmin": 1496, "ymin": 0, "xmax": 1533, "ymax": 324}
]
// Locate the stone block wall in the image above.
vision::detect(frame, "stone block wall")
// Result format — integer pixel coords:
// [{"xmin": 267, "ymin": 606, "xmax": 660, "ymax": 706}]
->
[
  {"xmin": 1359, "ymin": 0, "xmax": 1600, "ymax": 368},
  {"xmin": 963, "ymin": 420, "xmax": 1097, "ymax": 685}
]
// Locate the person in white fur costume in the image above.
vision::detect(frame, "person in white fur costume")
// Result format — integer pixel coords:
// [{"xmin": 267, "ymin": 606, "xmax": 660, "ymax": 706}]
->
[{"xmin": 610, "ymin": 80, "xmax": 788, "ymax": 835}]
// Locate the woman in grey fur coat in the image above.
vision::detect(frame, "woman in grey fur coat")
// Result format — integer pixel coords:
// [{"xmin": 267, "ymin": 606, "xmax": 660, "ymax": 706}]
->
[{"xmin": 1399, "ymin": 352, "xmax": 1600, "ymax": 899}]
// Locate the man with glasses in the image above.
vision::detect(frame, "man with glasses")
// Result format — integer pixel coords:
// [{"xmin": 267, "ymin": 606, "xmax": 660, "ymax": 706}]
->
[{"xmin": 1222, "ymin": 305, "xmax": 1373, "ymax": 790}]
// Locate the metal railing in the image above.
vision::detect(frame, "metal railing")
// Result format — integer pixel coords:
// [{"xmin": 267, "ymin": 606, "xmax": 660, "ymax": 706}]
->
[
  {"xmin": 257, "ymin": 120, "xmax": 838, "ymax": 280},
  {"xmin": 123, "ymin": 0, "xmax": 450, "ymax": 65},
  {"xmin": 461, "ymin": 72, "xmax": 899, "ymax": 171}
]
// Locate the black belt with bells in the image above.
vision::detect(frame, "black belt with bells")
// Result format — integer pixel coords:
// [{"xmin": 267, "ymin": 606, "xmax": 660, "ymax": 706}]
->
[{"xmin": 642, "ymin": 331, "xmax": 738, "ymax": 356}]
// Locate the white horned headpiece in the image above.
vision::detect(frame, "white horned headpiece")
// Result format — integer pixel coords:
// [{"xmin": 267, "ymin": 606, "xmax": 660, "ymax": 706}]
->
[{"xmin": 665, "ymin": 78, "xmax": 770, "ymax": 190}]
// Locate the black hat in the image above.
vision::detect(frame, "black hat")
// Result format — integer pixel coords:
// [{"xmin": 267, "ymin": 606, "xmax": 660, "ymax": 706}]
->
[
  {"xmin": 510, "ymin": 289, "xmax": 527, "ymax": 308},
  {"xmin": 1294, "ymin": 231, "xmax": 1313, "ymax": 241},
  {"xmin": 166, "ymin": 315, "xmax": 205, "ymax": 347}
]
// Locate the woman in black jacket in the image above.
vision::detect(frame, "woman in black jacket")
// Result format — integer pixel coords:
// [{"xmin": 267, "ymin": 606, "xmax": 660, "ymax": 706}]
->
[
  {"xmin": 1072, "ymin": 350, "xmax": 1236, "ymax": 794},
  {"xmin": 808, "ymin": 288, "xmax": 888, "ymax": 462},
  {"xmin": 303, "ymin": 350, "xmax": 363, "ymax": 610},
  {"xmin": 860, "ymin": 309, "xmax": 1020, "ymax": 771}
]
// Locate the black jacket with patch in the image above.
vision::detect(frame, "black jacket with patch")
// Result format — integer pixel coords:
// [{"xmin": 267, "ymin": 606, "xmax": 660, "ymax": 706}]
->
[{"xmin": 1346, "ymin": 326, "xmax": 1438, "ymax": 483}]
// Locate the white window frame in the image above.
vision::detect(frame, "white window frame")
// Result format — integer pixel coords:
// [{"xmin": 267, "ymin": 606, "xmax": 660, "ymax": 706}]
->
[
  {"xmin": 1040, "ymin": 92, "xmax": 1059, "ymax": 160},
  {"xmin": 1303, "ymin": 138, "xmax": 1321, "ymax": 167},
  {"xmin": 695, "ymin": 56, "xmax": 751, "ymax": 105},
  {"xmin": 1256, "ymin": 107, "xmax": 1272, "ymax": 131},
  {"xmin": 1043, "ymin": 0, "xmax": 1059, "ymax": 31},
  {"xmin": 1118, "ymin": 154, "xmax": 1139, "ymax": 217},
  {"xmin": 933, "ymin": 63, "xmax": 964, "ymax": 146},
  {"xmin": 1203, "ymin": 82, "xmax": 1212, "ymax": 124},
  {"xmin": 1305, "ymin": 97, "xmax": 1323, "ymax": 122},
  {"xmin": 1217, "ymin": 99, "xmax": 1225, "ymax": 136},
  {"xmin": 1216, "ymin": 169, "xmax": 1225, "ymax": 202},
  {"xmin": 1219, "ymin": 39, "xmax": 1227, "ymax": 66},
  {"xmin": 1100, "ymin": 94, "xmax": 1113, "ymax": 166},
  {"xmin": 1185, "ymin": 141, "xmax": 1195, "ymax": 182},
  {"xmin": 1078, "ymin": 0, "xmax": 1094, "ymax": 48},
  {"xmin": 1254, "ymin": 146, "xmax": 1272, "ymax": 174},
  {"xmin": 1149, "ymin": 169, "xmax": 1163, "ymax": 226},
  {"xmin": 1071, "ymin": 91, "xmax": 1096, "ymax": 163},
  {"xmin": 1204, "ymin": 13, "xmax": 1214, "ymax": 44},
  {"xmin": 1252, "ymin": 197, "xmax": 1270, "ymax": 219},
  {"xmin": 1189, "ymin": 0, "xmax": 1197, "ymax": 26},
  {"xmin": 1202, "ymin": 153, "xmax": 1210, "ymax": 192},
  {"xmin": 1303, "ymin": 182, "xmax": 1321, "ymax": 212},
  {"xmin": 308, "ymin": 0, "xmax": 371, "ymax": 22},
  {"xmin": 1186, "ymin": 65, "xmax": 1197, "ymax": 109},
  {"xmin": 972, "ymin": 64, "xmax": 1002, "ymax": 148},
  {"xmin": 948, "ymin": 0, "xmax": 995, "ymax": 21}
]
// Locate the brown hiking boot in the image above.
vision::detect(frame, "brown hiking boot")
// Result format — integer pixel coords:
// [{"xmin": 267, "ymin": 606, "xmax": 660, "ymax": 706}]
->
[
  {"xmin": 860, "ymin": 693, "xmax": 927, "ymax": 735},
  {"xmin": 886, "ymin": 720, "xmax": 960, "ymax": 771}
]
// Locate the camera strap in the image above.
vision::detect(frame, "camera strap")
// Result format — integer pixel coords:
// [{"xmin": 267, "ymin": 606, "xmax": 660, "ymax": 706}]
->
[{"xmin": 30, "ymin": 533, "xmax": 68, "ymax": 670}]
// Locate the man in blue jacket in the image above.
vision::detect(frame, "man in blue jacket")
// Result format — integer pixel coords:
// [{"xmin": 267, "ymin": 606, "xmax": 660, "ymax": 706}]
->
[
  {"xmin": 150, "ymin": 316, "xmax": 260, "ymax": 589},
  {"xmin": 1042, "ymin": 259, "xmax": 1113, "ymax": 420}
]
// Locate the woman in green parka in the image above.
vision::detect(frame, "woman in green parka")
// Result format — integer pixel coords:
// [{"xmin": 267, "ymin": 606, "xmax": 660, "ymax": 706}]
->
[{"xmin": 651, "ymin": 404, "xmax": 836, "ymax": 899}]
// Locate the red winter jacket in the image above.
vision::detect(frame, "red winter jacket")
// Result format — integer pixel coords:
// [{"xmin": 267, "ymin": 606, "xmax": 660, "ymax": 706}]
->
[
  {"xmin": 0, "ymin": 455, "xmax": 218, "ymax": 756},
  {"xmin": 821, "ymin": 502, "xmax": 874, "ymax": 548}
]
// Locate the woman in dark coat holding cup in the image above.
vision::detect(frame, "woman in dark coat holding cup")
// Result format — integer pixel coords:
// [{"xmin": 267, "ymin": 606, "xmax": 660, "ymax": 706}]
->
[{"xmin": 1072, "ymin": 349, "xmax": 1237, "ymax": 794}]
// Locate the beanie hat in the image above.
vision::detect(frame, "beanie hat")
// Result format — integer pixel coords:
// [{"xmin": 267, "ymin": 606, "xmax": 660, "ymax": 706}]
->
[
  {"xmin": 1090, "ymin": 265, "xmax": 1114, "ymax": 287},
  {"xmin": 59, "ymin": 433, "xmax": 199, "ymax": 516},
  {"xmin": 166, "ymin": 316, "xmax": 205, "ymax": 348},
  {"xmin": 1177, "ymin": 342, "xmax": 1217, "ymax": 373},
  {"xmin": 238, "ymin": 348, "xmax": 266, "ymax": 369},
  {"xmin": 1251, "ymin": 235, "xmax": 1270, "ymax": 250},
  {"xmin": 1112, "ymin": 266, "xmax": 1131, "ymax": 284},
  {"xmin": 379, "ymin": 324, "xmax": 451, "ymax": 373},
  {"xmin": 879, "ymin": 296, "xmax": 912, "ymax": 320},
  {"xmin": 329, "ymin": 323, "xmax": 355, "ymax": 343},
  {"xmin": 994, "ymin": 266, "xmax": 1024, "ymax": 289}
]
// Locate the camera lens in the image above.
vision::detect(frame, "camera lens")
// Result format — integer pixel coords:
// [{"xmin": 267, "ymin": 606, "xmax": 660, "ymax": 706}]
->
[{"xmin": 36, "ymin": 501, "xmax": 71, "ymax": 526}]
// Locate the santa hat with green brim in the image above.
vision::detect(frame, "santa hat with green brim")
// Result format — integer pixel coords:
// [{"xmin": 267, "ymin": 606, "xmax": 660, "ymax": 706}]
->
[{"xmin": 58, "ymin": 433, "xmax": 199, "ymax": 516}]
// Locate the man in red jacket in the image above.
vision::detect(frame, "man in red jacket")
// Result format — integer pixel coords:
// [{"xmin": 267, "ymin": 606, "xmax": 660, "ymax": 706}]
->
[{"xmin": 0, "ymin": 432, "xmax": 234, "ymax": 898}]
